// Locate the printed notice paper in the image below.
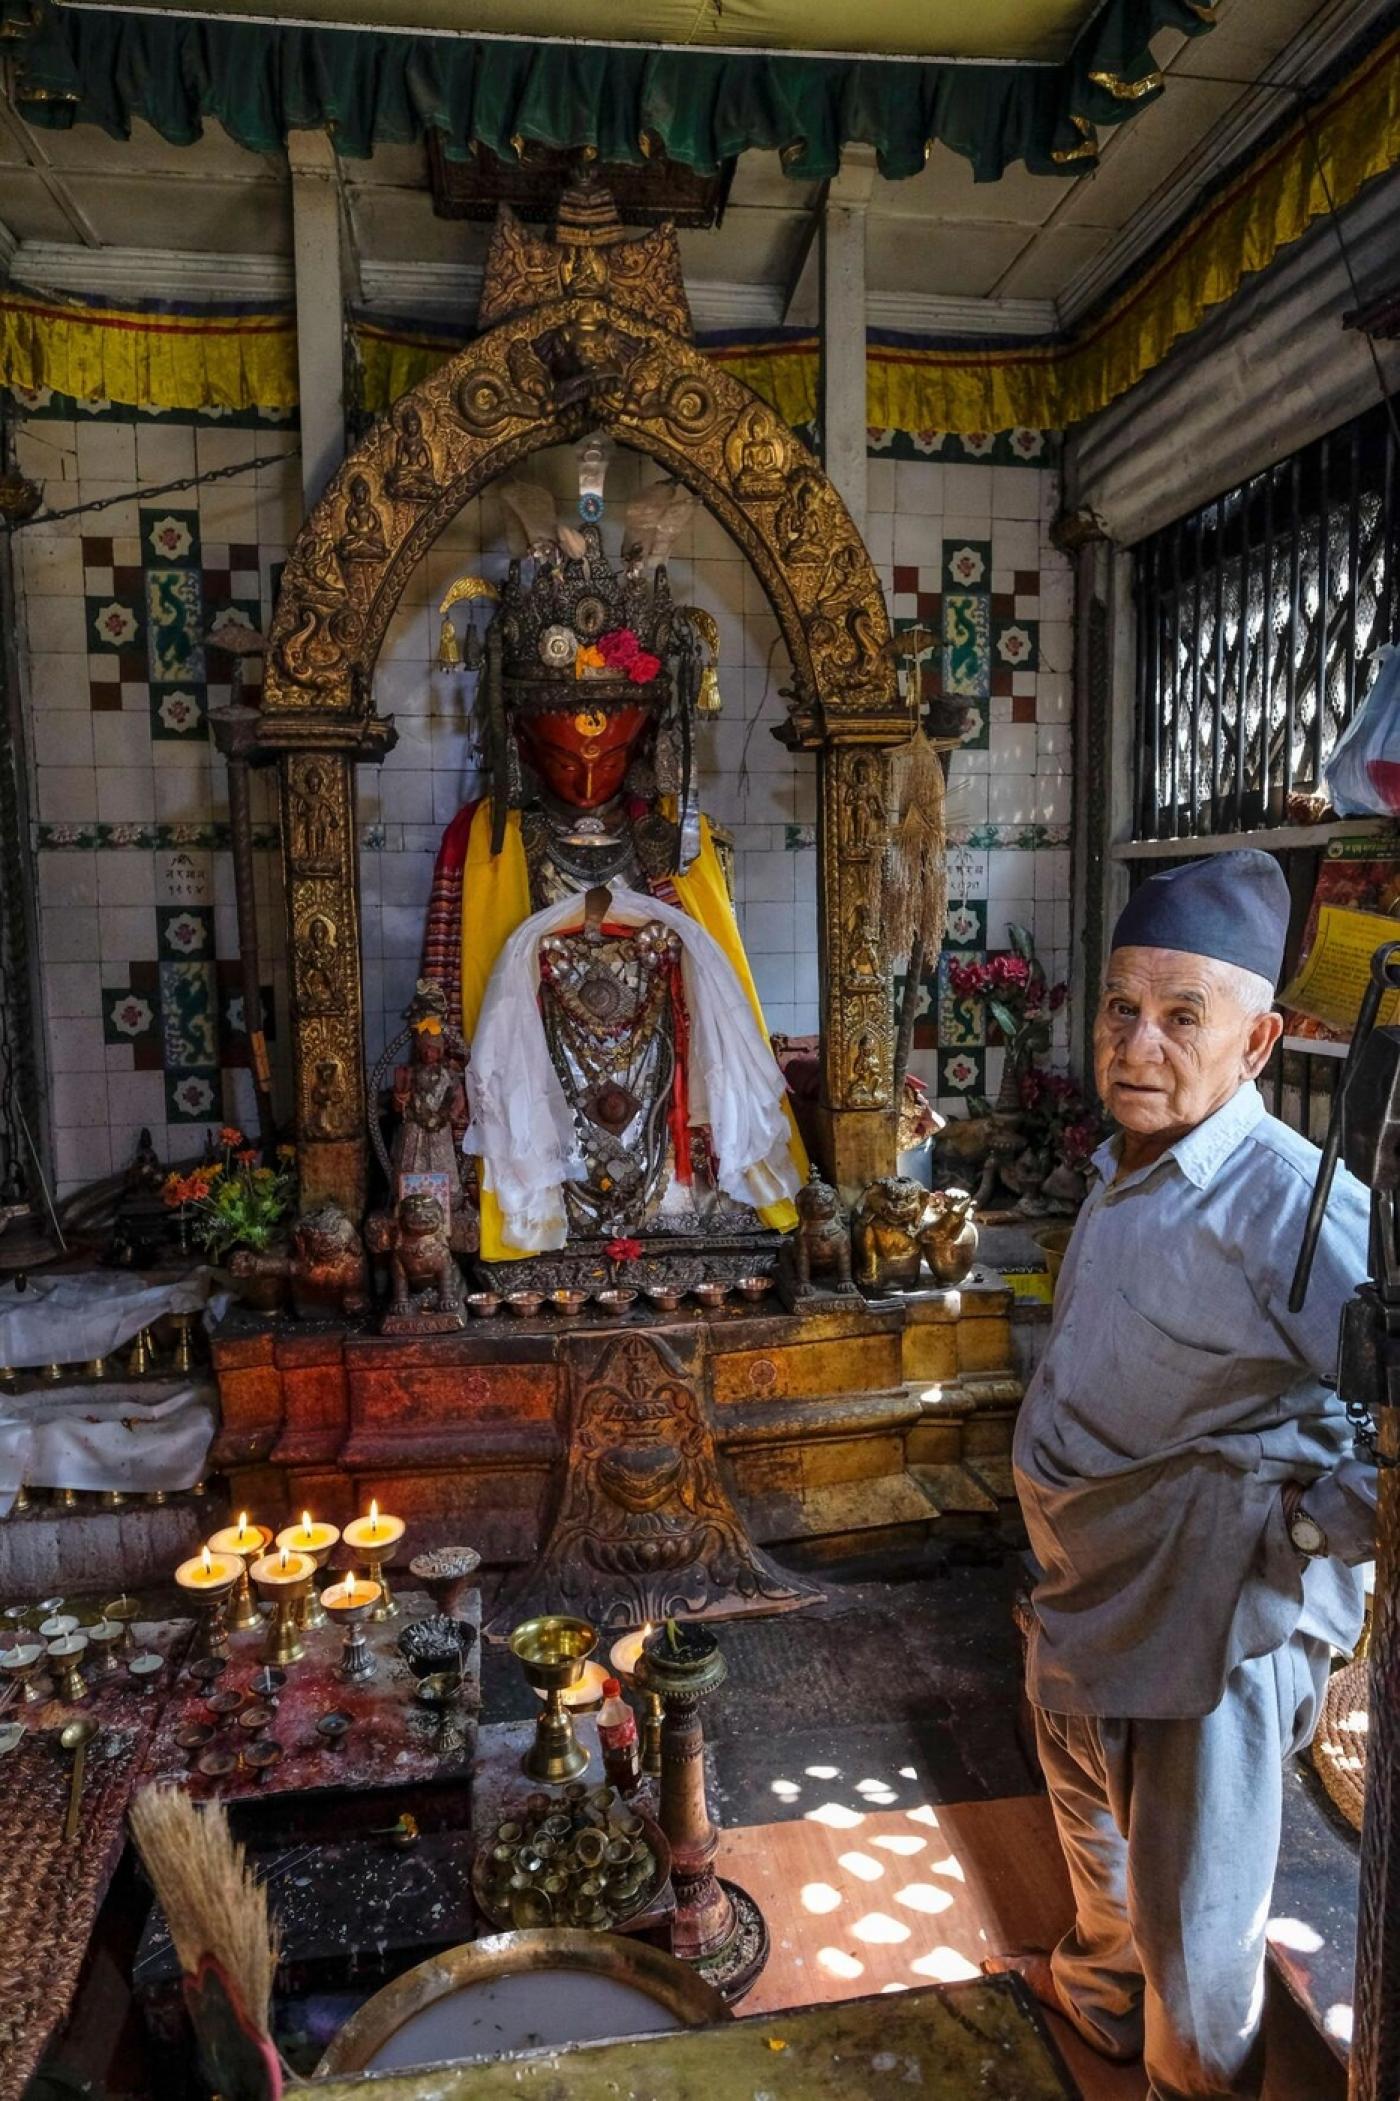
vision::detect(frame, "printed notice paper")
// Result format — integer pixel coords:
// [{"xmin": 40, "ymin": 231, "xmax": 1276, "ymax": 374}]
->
[{"xmin": 1280, "ymin": 904, "xmax": 1400, "ymax": 1035}]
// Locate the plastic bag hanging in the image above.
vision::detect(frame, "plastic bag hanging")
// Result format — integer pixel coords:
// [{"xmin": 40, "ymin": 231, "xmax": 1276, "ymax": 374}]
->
[{"xmin": 1322, "ymin": 646, "xmax": 1400, "ymax": 816}]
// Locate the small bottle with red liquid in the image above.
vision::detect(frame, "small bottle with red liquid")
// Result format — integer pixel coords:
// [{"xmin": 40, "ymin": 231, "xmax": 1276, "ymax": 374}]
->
[{"xmin": 597, "ymin": 1675, "xmax": 641, "ymax": 1794}]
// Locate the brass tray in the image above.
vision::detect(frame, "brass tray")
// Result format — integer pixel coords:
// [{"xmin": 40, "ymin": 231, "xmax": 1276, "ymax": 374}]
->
[
  {"xmin": 470, "ymin": 1804, "xmax": 672, "ymax": 1932},
  {"xmin": 316, "ymin": 1928, "xmax": 729, "ymax": 2075}
]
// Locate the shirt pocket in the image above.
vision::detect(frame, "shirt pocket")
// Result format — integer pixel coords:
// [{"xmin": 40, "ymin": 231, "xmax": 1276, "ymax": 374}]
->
[{"xmin": 1104, "ymin": 1289, "xmax": 1241, "ymax": 1459}]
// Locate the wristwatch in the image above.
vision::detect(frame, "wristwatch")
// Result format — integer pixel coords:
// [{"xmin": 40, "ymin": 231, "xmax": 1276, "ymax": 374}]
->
[{"xmin": 1288, "ymin": 1502, "xmax": 1328, "ymax": 1559}]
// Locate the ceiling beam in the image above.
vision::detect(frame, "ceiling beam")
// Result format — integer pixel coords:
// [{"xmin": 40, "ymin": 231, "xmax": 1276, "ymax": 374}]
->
[{"xmin": 0, "ymin": 100, "xmax": 103, "ymax": 250}]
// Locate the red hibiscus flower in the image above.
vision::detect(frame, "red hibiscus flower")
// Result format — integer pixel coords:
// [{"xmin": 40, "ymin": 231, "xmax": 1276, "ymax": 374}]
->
[
  {"xmin": 597, "ymin": 628, "xmax": 641, "ymax": 668},
  {"xmin": 605, "ymin": 1237, "xmax": 643, "ymax": 1265},
  {"xmin": 628, "ymin": 651, "xmax": 662, "ymax": 684}
]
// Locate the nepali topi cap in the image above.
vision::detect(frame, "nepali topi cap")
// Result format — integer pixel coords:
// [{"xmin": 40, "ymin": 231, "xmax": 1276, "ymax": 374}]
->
[{"xmin": 1110, "ymin": 849, "xmax": 1289, "ymax": 986}]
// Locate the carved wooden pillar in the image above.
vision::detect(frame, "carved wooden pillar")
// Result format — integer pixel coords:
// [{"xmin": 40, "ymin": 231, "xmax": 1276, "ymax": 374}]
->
[
  {"xmin": 252, "ymin": 713, "xmax": 395, "ymax": 1220},
  {"xmin": 815, "ymin": 737, "xmax": 898, "ymax": 1202}
]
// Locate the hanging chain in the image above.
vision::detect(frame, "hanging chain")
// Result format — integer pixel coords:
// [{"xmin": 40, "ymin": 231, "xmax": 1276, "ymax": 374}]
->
[
  {"xmin": 1344, "ymin": 1388, "xmax": 1400, "ymax": 1470},
  {"xmin": 8, "ymin": 450, "xmax": 300, "ymax": 532}
]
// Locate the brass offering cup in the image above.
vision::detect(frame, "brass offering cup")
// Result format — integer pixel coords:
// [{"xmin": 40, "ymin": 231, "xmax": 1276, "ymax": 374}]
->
[
  {"xmin": 46, "ymin": 1633, "xmax": 88, "ymax": 1703},
  {"xmin": 211, "ymin": 1526, "xmax": 273, "ymax": 1634},
  {"xmin": 85, "ymin": 1619, "xmax": 123, "ymax": 1676},
  {"xmin": 275, "ymin": 1522, "xmax": 340, "ymax": 1631},
  {"xmin": 101, "ymin": 1595, "xmax": 141, "ymax": 1660},
  {"xmin": 509, "ymin": 1614, "xmax": 598, "ymax": 1784},
  {"xmin": 0, "ymin": 1641, "xmax": 46, "ymax": 1704},
  {"xmin": 250, "ymin": 1552, "xmax": 313, "ymax": 1667},
  {"xmin": 323, "ymin": 1577, "xmax": 380, "ymax": 1680}
]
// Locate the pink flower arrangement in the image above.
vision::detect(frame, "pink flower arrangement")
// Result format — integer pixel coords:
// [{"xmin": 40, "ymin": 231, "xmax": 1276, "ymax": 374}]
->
[{"xmin": 597, "ymin": 629, "xmax": 663, "ymax": 686}]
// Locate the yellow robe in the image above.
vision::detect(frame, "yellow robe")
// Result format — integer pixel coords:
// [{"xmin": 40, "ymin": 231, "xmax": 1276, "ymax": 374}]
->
[{"xmin": 459, "ymin": 806, "xmax": 806, "ymax": 1258}]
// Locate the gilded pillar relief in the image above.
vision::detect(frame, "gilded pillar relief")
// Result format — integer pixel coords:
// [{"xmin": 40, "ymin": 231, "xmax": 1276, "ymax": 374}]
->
[
  {"xmin": 279, "ymin": 748, "xmax": 368, "ymax": 1212},
  {"xmin": 817, "ymin": 743, "xmax": 899, "ymax": 1197}
]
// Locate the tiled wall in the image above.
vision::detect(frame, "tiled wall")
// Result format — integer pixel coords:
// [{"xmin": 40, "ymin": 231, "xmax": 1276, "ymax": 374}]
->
[
  {"xmin": 10, "ymin": 385, "xmax": 1072, "ymax": 1196},
  {"xmin": 11, "ymin": 388, "xmax": 300, "ymax": 1195}
]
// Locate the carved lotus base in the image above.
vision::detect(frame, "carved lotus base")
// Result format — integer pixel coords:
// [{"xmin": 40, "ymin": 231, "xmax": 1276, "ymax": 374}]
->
[{"xmin": 487, "ymin": 1323, "xmax": 820, "ymax": 1635}]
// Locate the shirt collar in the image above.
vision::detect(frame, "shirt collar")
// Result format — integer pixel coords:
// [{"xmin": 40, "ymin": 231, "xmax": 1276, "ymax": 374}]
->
[{"xmin": 1091, "ymin": 1082, "xmax": 1265, "ymax": 1193}]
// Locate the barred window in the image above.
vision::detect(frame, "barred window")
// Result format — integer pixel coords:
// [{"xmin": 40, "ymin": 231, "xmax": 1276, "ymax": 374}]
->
[{"xmin": 1132, "ymin": 396, "xmax": 1400, "ymax": 842}]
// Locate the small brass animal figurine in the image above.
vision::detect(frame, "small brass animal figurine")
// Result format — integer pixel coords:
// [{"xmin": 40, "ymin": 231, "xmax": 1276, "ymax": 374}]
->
[
  {"xmin": 231, "ymin": 1200, "xmax": 371, "ymax": 1321},
  {"xmin": 853, "ymin": 1177, "xmax": 979, "ymax": 1293},
  {"xmin": 366, "ymin": 1192, "xmax": 465, "ymax": 1332},
  {"xmin": 791, "ymin": 1167, "xmax": 854, "ymax": 1297}
]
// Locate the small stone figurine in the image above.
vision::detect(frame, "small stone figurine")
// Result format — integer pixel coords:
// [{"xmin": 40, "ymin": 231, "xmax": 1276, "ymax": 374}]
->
[
  {"xmin": 230, "ymin": 1200, "xmax": 370, "ymax": 1321},
  {"xmin": 366, "ymin": 1191, "xmax": 465, "ymax": 1332},
  {"xmin": 789, "ymin": 1165, "xmax": 855, "ymax": 1297}
]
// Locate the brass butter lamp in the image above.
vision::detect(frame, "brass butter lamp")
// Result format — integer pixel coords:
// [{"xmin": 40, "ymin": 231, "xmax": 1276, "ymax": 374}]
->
[
  {"xmin": 509, "ymin": 1615, "xmax": 598, "ymax": 1783},
  {"xmin": 207, "ymin": 1513, "xmax": 272, "ymax": 1633},
  {"xmin": 249, "ymin": 1547, "xmax": 314, "ymax": 1667}
]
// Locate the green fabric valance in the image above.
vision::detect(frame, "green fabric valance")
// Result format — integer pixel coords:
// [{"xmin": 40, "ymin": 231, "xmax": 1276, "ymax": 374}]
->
[{"xmin": 0, "ymin": 0, "xmax": 1213, "ymax": 181}]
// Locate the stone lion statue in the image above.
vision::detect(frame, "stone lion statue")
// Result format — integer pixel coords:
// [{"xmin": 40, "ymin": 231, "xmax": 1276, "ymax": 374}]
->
[
  {"xmin": 366, "ymin": 1191, "xmax": 465, "ymax": 1331},
  {"xmin": 790, "ymin": 1167, "xmax": 855, "ymax": 1297},
  {"xmin": 230, "ymin": 1198, "xmax": 369, "ymax": 1321}
]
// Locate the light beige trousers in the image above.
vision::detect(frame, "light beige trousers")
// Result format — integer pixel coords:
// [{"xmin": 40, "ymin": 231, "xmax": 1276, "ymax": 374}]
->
[{"xmin": 1034, "ymin": 1632, "xmax": 1330, "ymax": 2101}]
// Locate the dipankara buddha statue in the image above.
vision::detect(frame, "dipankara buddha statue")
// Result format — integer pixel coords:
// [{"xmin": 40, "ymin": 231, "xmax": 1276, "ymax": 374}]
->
[{"xmin": 419, "ymin": 474, "xmax": 807, "ymax": 1261}]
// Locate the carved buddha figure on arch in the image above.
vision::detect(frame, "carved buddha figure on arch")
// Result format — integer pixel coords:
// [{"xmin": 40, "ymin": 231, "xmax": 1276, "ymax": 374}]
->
[{"xmin": 417, "ymin": 465, "xmax": 807, "ymax": 1260}]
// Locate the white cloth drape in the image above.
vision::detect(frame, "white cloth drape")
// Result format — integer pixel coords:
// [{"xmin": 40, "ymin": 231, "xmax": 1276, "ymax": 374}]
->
[
  {"xmin": 464, "ymin": 886, "xmax": 799, "ymax": 1252},
  {"xmin": 0, "ymin": 1268, "xmax": 220, "ymax": 1369},
  {"xmin": 0, "ymin": 1379, "xmax": 217, "ymax": 1516}
]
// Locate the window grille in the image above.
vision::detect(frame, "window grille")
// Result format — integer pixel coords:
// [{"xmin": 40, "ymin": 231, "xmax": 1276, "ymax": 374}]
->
[{"xmin": 1132, "ymin": 397, "xmax": 1400, "ymax": 841}]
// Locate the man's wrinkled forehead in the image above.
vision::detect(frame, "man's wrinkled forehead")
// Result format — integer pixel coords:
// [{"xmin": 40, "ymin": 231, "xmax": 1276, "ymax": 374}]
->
[{"xmin": 1102, "ymin": 945, "xmax": 1228, "ymax": 1005}]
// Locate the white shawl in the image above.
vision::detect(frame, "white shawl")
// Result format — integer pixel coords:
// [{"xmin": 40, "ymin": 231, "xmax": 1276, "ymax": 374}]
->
[{"xmin": 464, "ymin": 886, "xmax": 799, "ymax": 1252}]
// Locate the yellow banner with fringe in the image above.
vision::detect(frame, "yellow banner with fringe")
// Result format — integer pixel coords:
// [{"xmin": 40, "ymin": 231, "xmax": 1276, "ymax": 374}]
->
[{"xmin": 2, "ymin": 29, "xmax": 1396, "ymax": 432}]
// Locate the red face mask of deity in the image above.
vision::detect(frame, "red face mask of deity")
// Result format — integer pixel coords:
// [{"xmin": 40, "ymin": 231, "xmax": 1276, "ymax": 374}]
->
[{"xmin": 516, "ymin": 704, "xmax": 651, "ymax": 809}]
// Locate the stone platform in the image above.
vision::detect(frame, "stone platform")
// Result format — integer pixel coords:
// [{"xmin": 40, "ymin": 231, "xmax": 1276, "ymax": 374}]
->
[{"xmin": 210, "ymin": 1281, "xmax": 1020, "ymax": 1605}]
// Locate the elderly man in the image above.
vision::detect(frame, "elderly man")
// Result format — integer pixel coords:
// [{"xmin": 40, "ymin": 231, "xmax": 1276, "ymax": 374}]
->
[{"xmin": 992, "ymin": 851, "xmax": 1376, "ymax": 2101}]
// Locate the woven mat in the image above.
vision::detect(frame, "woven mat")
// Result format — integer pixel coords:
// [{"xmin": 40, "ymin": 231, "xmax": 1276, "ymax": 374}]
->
[
  {"xmin": 0, "ymin": 1618, "xmax": 190, "ymax": 2101},
  {"xmin": 1311, "ymin": 1655, "xmax": 1368, "ymax": 1834},
  {"xmin": 0, "ymin": 1722, "xmax": 143, "ymax": 2101}
]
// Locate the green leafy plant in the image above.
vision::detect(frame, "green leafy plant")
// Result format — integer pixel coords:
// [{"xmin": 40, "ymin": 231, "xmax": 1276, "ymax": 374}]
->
[{"xmin": 163, "ymin": 1129, "xmax": 296, "ymax": 1260}]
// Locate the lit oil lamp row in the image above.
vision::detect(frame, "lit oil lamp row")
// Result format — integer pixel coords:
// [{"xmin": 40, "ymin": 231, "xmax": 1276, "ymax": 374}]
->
[{"xmin": 174, "ymin": 1501, "xmax": 405, "ymax": 1669}]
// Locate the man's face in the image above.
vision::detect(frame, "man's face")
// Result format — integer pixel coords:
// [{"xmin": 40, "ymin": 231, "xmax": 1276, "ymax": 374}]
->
[{"xmin": 1093, "ymin": 946, "xmax": 1282, "ymax": 1145}]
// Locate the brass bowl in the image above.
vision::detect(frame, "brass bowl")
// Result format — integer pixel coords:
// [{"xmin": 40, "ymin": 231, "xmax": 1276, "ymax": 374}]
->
[
  {"xmin": 646, "ymin": 1287, "xmax": 684, "ymax": 1312},
  {"xmin": 471, "ymin": 1802, "xmax": 672, "ymax": 1936},
  {"xmin": 504, "ymin": 1291, "xmax": 544, "ymax": 1320},
  {"xmin": 549, "ymin": 1288, "xmax": 589, "ymax": 1317},
  {"xmin": 691, "ymin": 1279, "xmax": 726, "ymax": 1308},
  {"xmin": 595, "ymin": 1288, "xmax": 637, "ymax": 1315},
  {"xmin": 465, "ymin": 1292, "xmax": 501, "ymax": 1319},
  {"xmin": 734, "ymin": 1274, "xmax": 772, "ymax": 1301},
  {"xmin": 509, "ymin": 1614, "xmax": 597, "ymax": 1692},
  {"xmin": 315, "ymin": 1928, "xmax": 730, "ymax": 2076}
]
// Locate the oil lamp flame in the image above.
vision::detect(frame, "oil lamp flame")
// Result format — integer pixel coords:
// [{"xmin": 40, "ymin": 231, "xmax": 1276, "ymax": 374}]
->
[
  {"xmin": 201, "ymin": 1545, "xmax": 212, "ymax": 1577},
  {"xmin": 279, "ymin": 1547, "xmax": 289, "ymax": 1573},
  {"xmin": 301, "ymin": 1510, "xmax": 314, "ymax": 1541},
  {"xmin": 369, "ymin": 1499, "xmax": 380, "ymax": 1537}
]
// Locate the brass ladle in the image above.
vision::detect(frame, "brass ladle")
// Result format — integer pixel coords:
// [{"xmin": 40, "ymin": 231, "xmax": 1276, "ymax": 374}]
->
[{"xmin": 59, "ymin": 1718, "xmax": 98, "ymax": 1842}]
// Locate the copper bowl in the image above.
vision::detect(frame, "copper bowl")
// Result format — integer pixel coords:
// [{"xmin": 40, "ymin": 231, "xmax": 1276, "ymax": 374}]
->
[
  {"xmin": 504, "ymin": 1291, "xmax": 544, "ymax": 1320},
  {"xmin": 549, "ymin": 1289, "xmax": 589, "ymax": 1318},
  {"xmin": 734, "ymin": 1274, "xmax": 772, "ymax": 1301},
  {"xmin": 646, "ymin": 1287, "xmax": 684, "ymax": 1312},
  {"xmin": 466, "ymin": 1292, "xmax": 501, "ymax": 1319},
  {"xmin": 691, "ymin": 1280, "xmax": 726, "ymax": 1308},
  {"xmin": 595, "ymin": 1288, "xmax": 637, "ymax": 1316}
]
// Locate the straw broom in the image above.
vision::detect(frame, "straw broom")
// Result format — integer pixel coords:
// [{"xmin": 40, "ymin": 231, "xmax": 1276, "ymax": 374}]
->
[{"xmin": 129, "ymin": 1786, "xmax": 282, "ymax": 2101}]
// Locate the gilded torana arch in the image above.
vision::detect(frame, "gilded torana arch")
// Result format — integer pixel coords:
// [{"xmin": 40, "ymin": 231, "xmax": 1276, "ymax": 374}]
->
[{"xmin": 253, "ymin": 172, "xmax": 912, "ymax": 1215}]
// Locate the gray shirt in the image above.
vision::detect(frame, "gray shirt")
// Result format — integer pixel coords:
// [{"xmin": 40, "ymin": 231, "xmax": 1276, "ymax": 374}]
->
[{"xmin": 1014, "ymin": 1082, "xmax": 1375, "ymax": 1719}]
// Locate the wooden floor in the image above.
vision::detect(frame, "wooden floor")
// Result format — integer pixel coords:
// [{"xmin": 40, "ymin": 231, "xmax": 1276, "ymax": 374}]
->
[{"xmin": 720, "ymin": 1794, "xmax": 1143, "ymax": 2101}]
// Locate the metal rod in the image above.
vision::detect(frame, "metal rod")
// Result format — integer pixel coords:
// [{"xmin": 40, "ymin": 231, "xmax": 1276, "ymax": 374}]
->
[
  {"xmin": 13, "ymin": 1098, "xmax": 65, "ymax": 1254},
  {"xmin": 1261, "ymin": 467, "xmax": 1275, "ymax": 822},
  {"xmin": 1345, "ymin": 419, "xmax": 1362, "ymax": 733},
  {"xmin": 1285, "ymin": 453, "xmax": 1302, "ymax": 802},
  {"xmin": 1315, "ymin": 433, "xmax": 1331, "ymax": 791},
  {"xmin": 1189, "ymin": 509, "xmax": 1204, "ymax": 835},
  {"xmin": 1211, "ymin": 502, "xmax": 1226, "ymax": 836}
]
